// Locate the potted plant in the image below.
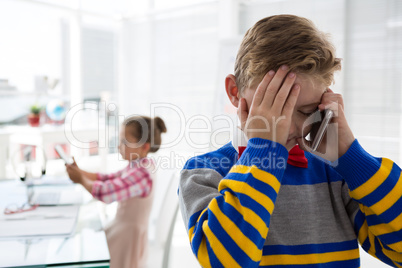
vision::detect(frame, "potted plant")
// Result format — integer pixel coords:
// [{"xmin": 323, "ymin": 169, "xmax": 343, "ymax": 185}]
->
[{"xmin": 28, "ymin": 104, "xmax": 42, "ymax": 127}]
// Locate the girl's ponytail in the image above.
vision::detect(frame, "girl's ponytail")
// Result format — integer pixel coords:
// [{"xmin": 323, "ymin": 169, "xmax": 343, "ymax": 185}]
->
[{"xmin": 154, "ymin": 117, "xmax": 167, "ymax": 133}]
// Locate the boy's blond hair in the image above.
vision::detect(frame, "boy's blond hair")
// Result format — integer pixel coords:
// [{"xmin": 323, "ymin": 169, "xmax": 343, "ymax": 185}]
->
[{"xmin": 235, "ymin": 14, "xmax": 341, "ymax": 92}]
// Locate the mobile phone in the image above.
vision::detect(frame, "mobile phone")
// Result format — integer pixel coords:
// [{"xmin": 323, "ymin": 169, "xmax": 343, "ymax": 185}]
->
[
  {"xmin": 54, "ymin": 145, "xmax": 74, "ymax": 164},
  {"xmin": 310, "ymin": 109, "xmax": 333, "ymax": 151}
]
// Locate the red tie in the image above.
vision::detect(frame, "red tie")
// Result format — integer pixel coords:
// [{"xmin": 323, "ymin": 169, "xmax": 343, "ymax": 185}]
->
[{"xmin": 238, "ymin": 145, "xmax": 308, "ymax": 168}]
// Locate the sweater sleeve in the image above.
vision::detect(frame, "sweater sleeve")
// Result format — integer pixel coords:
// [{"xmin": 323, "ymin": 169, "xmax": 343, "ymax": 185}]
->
[
  {"xmin": 178, "ymin": 138, "xmax": 288, "ymax": 268},
  {"xmin": 334, "ymin": 139, "xmax": 402, "ymax": 267},
  {"xmin": 92, "ymin": 166, "xmax": 152, "ymax": 204}
]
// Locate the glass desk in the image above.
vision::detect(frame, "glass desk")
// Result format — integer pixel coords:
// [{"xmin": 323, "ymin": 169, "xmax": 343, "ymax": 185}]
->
[{"xmin": 0, "ymin": 180, "xmax": 110, "ymax": 267}]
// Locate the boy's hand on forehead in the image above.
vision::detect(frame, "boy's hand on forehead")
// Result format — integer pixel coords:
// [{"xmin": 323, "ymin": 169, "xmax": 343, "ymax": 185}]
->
[{"xmin": 238, "ymin": 65, "xmax": 300, "ymax": 146}]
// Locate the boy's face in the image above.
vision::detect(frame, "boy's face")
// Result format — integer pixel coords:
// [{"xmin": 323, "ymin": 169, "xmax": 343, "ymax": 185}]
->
[{"xmin": 241, "ymin": 73, "xmax": 327, "ymax": 150}]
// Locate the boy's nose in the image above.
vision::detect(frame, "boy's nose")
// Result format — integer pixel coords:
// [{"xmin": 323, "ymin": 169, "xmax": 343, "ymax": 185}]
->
[
  {"xmin": 288, "ymin": 120, "xmax": 297, "ymax": 137},
  {"xmin": 288, "ymin": 119, "xmax": 303, "ymax": 139}
]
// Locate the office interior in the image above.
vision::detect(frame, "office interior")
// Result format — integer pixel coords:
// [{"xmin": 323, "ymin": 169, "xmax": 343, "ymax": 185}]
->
[{"xmin": 0, "ymin": 0, "xmax": 401, "ymax": 267}]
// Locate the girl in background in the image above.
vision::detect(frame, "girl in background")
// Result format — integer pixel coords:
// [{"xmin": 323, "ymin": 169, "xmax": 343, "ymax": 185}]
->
[{"xmin": 66, "ymin": 116, "xmax": 167, "ymax": 268}]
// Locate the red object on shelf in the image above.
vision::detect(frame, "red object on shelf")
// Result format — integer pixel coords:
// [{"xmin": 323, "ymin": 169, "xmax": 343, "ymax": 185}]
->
[{"xmin": 28, "ymin": 114, "xmax": 40, "ymax": 127}]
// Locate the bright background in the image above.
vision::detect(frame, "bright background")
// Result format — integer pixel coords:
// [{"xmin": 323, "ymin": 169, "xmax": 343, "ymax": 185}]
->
[{"xmin": 1, "ymin": 0, "xmax": 401, "ymax": 267}]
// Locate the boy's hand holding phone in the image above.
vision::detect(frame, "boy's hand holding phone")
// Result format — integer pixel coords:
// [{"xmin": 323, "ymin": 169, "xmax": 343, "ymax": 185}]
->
[
  {"xmin": 238, "ymin": 65, "xmax": 300, "ymax": 146},
  {"xmin": 297, "ymin": 89, "xmax": 355, "ymax": 161}
]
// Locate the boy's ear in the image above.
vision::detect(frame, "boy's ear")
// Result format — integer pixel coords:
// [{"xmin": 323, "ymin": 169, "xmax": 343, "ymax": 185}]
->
[{"xmin": 225, "ymin": 74, "xmax": 240, "ymax": 108}]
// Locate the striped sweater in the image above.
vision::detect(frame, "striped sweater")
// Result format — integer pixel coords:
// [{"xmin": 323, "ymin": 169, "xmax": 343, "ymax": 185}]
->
[{"xmin": 178, "ymin": 138, "xmax": 402, "ymax": 267}]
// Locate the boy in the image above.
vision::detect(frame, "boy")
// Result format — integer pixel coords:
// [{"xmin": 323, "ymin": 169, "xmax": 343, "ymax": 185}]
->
[{"xmin": 178, "ymin": 15, "xmax": 402, "ymax": 267}]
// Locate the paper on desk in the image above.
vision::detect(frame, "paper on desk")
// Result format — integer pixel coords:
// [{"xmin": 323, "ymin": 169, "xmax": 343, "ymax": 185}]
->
[{"xmin": 0, "ymin": 206, "xmax": 79, "ymax": 238}]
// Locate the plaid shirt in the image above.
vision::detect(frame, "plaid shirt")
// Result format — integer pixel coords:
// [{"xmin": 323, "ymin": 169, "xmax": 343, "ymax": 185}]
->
[{"xmin": 92, "ymin": 158, "xmax": 154, "ymax": 204}]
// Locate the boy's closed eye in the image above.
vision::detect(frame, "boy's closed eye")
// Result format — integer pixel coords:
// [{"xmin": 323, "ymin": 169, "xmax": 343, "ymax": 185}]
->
[
  {"xmin": 298, "ymin": 108, "xmax": 318, "ymax": 117},
  {"xmin": 297, "ymin": 102, "xmax": 321, "ymax": 117}
]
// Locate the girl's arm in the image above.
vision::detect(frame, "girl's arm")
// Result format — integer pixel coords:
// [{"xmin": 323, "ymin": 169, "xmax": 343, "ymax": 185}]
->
[
  {"xmin": 80, "ymin": 175, "xmax": 95, "ymax": 193},
  {"xmin": 66, "ymin": 164, "xmax": 94, "ymax": 192},
  {"xmin": 80, "ymin": 170, "xmax": 98, "ymax": 181},
  {"xmin": 91, "ymin": 166, "xmax": 152, "ymax": 204},
  {"xmin": 67, "ymin": 157, "xmax": 98, "ymax": 181},
  {"xmin": 67, "ymin": 164, "xmax": 152, "ymax": 204},
  {"xmin": 95, "ymin": 170, "xmax": 124, "ymax": 182}
]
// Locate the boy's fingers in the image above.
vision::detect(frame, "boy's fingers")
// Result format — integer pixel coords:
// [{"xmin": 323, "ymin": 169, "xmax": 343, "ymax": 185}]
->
[
  {"xmin": 320, "ymin": 90, "xmax": 344, "ymax": 109},
  {"xmin": 318, "ymin": 102, "xmax": 339, "ymax": 118},
  {"xmin": 282, "ymin": 84, "xmax": 300, "ymax": 118},
  {"xmin": 261, "ymin": 65, "xmax": 290, "ymax": 107},
  {"xmin": 271, "ymin": 72, "xmax": 297, "ymax": 112},
  {"xmin": 252, "ymin": 71, "xmax": 275, "ymax": 107}
]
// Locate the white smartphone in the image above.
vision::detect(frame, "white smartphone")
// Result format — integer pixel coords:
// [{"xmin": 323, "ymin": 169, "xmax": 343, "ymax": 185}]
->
[
  {"xmin": 311, "ymin": 109, "xmax": 334, "ymax": 152},
  {"xmin": 54, "ymin": 145, "xmax": 74, "ymax": 165}
]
